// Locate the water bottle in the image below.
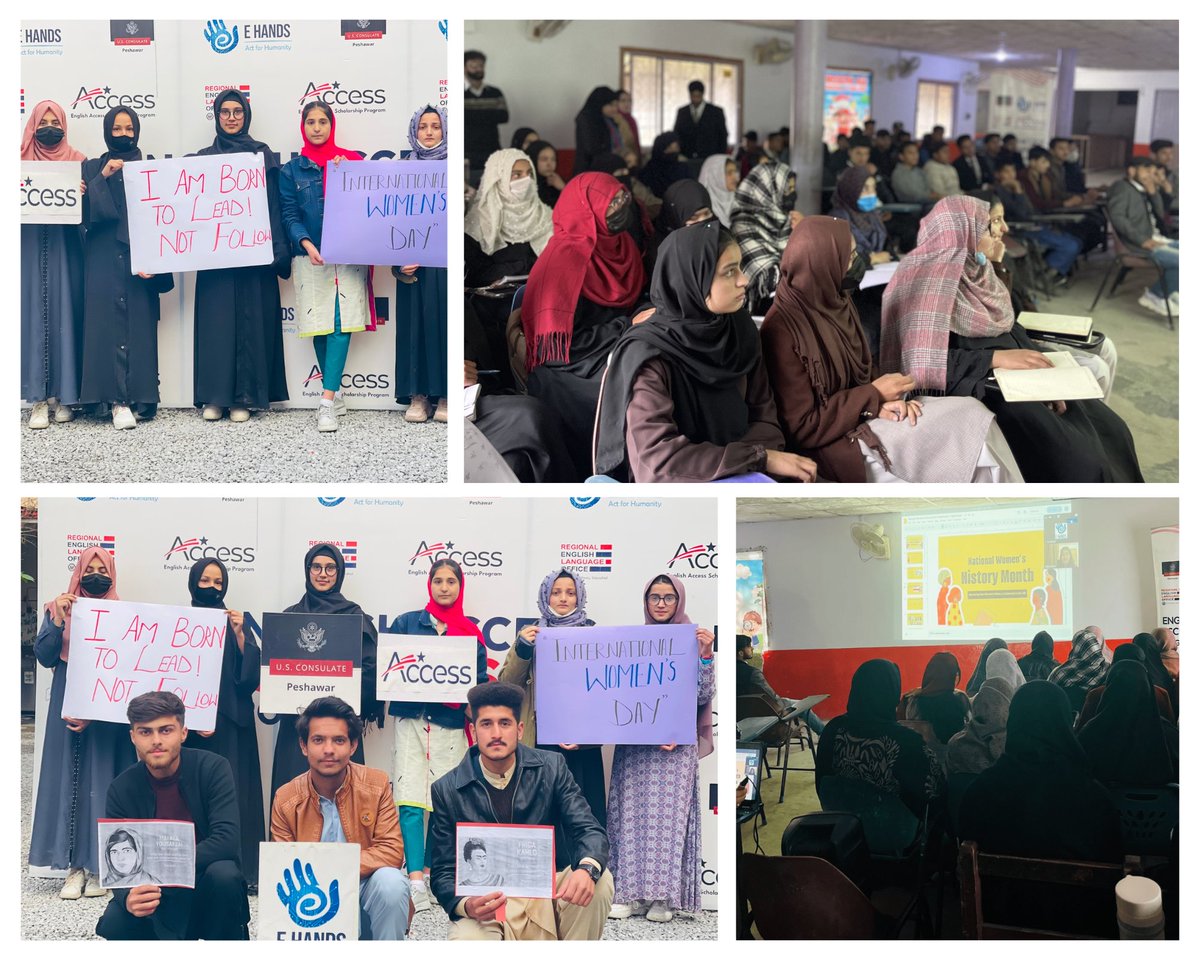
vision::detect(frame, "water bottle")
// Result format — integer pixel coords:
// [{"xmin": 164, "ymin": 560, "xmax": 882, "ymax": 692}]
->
[{"xmin": 1115, "ymin": 875, "xmax": 1165, "ymax": 939}]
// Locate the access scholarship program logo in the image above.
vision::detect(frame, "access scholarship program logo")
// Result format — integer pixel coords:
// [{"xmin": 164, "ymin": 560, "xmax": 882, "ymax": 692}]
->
[
  {"xmin": 667, "ymin": 541, "xmax": 718, "ymax": 579},
  {"xmin": 559, "ymin": 542, "xmax": 613, "ymax": 574},
  {"xmin": 407, "ymin": 539, "xmax": 504, "ymax": 577},
  {"xmin": 110, "ymin": 20, "xmax": 153, "ymax": 48},
  {"xmin": 69, "ymin": 83, "xmax": 157, "ymax": 121},
  {"xmin": 298, "ymin": 79, "xmax": 387, "ymax": 116},
  {"xmin": 162, "ymin": 534, "xmax": 257, "ymax": 573},
  {"xmin": 66, "ymin": 534, "xmax": 116, "ymax": 571},
  {"xmin": 21, "ymin": 173, "xmax": 80, "ymax": 213}
]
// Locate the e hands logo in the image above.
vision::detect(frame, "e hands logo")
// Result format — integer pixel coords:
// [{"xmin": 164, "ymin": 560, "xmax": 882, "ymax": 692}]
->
[
  {"xmin": 204, "ymin": 19, "xmax": 239, "ymax": 54},
  {"xmin": 277, "ymin": 858, "xmax": 339, "ymax": 928},
  {"xmin": 569, "ymin": 498, "xmax": 601, "ymax": 510},
  {"xmin": 317, "ymin": 498, "xmax": 346, "ymax": 507}
]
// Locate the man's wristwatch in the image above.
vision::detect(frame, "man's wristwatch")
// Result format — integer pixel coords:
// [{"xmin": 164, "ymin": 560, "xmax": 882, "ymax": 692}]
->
[{"xmin": 578, "ymin": 862, "xmax": 601, "ymax": 883}]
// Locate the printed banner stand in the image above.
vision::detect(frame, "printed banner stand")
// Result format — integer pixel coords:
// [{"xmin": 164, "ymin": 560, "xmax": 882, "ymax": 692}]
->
[
  {"xmin": 377, "ymin": 633, "xmax": 477, "ymax": 702},
  {"xmin": 258, "ymin": 842, "xmax": 360, "ymax": 941},
  {"xmin": 1150, "ymin": 525, "xmax": 1180, "ymax": 639},
  {"xmin": 21, "ymin": 161, "xmax": 83, "ymax": 224},
  {"xmin": 260, "ymin": 612, "xmax": 363, "ymax": 713}
]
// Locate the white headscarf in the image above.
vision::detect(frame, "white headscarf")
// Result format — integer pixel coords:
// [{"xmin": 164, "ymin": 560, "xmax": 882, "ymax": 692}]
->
[
  {"xmin": 465, "ymin": 147, "xmax": 553, "ymax": 256},
  {"xmin": 984, "ymin": 648, "xmax": 1026, "ymax": 692},
  {"xmin": 699, "ymin": 153, "xmax": 737, "ymax": 227}
]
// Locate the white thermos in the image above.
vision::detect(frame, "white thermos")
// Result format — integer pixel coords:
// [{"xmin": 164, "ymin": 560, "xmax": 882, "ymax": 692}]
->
[{"xmin": 1115, "ymin": 875, "xmax": 1165, "ymax": 939}]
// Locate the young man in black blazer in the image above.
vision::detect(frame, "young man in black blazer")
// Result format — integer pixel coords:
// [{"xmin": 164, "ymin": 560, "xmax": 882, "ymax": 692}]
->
[{"xmin": 673, "ymin": 80, "xmax": 728, "ymax": 160}]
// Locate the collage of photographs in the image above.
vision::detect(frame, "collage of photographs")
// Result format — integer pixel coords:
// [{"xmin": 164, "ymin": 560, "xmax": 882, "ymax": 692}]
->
[{"xmin": 14, "ymin": 13, "xmax": 1182, "ymax": 944}]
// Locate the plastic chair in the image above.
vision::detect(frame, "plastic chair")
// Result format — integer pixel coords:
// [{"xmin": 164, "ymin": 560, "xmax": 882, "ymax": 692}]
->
[
  {"xmin": 780, "ymin": 812, "xmax": 871, "ymax": 894},
  {"xmin": 1106, "ymin": 782, "xmax": 1178, "ymax": 857},
  {"xmin": 740, "ymin": 854, "xmax": 885, "ymax": 939}
]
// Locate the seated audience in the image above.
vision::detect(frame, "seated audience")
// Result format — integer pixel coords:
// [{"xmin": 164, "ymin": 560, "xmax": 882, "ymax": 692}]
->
[
  {"xmin": 880, "ymin": 196, "xmax": 1143, "ymax": 483},
  {"xmin": 1135, "ymin": 628, "xmax": 1180, "ymax": 714},
  {"xmin": 1107, "ymin": 156, "xmax": 1179, "ymax": 317},
  {"xmin": 992, "ymin": 160, "xmax": 1083, "ymax": 281},
  {"xmin": 464, "ymin": 149, "xmax": 553, "ymax": 291},
  {"xmin": 953, "ymin": 134, "xmax": 986, "ymax": 191},
  {"xmin": 1048, "ymin": 626, "xmax": 1112, "ymax": 713},
  {"xmin": 870, "ymin": 129, "xmax": 895, "ymax": 177},
  {"xmin": 923, "ymin": 141, "xmax": 962, "ymax": 198},
  {"xmin": 510, "ymin": 127, "xmax": 539, "ymax": 152},
  {"xmin": 699, "ymin": 154, "xmax": 739, "ymax": 227},
  {"xmin": 574, "ymin": 87, "xmax": 621, "ymax": 175},
  {"xmin": 1075, "ymin": 642, "xmax": 1176, "ymax": 729},
  {"xmin": 1078, "ymin": 660, "xmax": 1179, "ymax": 784},
  {"xmin": 847, "ymin": 134, "xmax": 873, "ymax": 171},
  {"xmin": 1017, "ymin": 630, "xmax": 1060, "ymax": 681},
  {"xmin": 890, "ymin": 141, "xmax": 934, "ymax": 205},
  {"xmin": 996, "ymin": 133, "xmax": 1024, "ymax": 171},
  {"xmin": 428, "ymin": 682, "xmax": 614, "ymax": 940},
  {"xmin": 525, "ymin": 140, "xmax": 565, "ymax": 208},
  {"xmin": 731, "ymin": 162, "xmax": 801, "ymax": 313},
  {"xmin": 735, "ymin": 634, "xmax": 825, "ymax": 733},
  {"xmin": 1048, "ymin": 138, "xmax": 1095, "ymax": 201},
  {"xmin": 978, "ymin": 132, "xmax": 1003, "ymax": 183},
  {"xmin": 761, "ymin": 216, "xmax": 1019, "ymax": 482},
  {"xmin": 271, "ymin": 697, "xmax": 412, "ymax": 940},
  {"xmin": 984, "ymin": 648, "xmax": 1026, "ymax": 693},
  {"xmin": 735, "ymin": 130, "xmax": 760, "ymax": 177},
  {"xmin": 946, "ymin": 677, "xmax": 1013, "ymax": 775},
  {"xmin": 657, "ymin": 179, "xmax": 714, "ymax": 234},
  {"xmin": 919, "ymin": 124, "xmax": 947, "ymax": 164},
  {"xmin": 959, "ymin": 681, "xmax": 1122, "ymax": 862},
  {"xmin": 1150, "ymin": 138, "xmax": 1178, "ymax": 212},
  {"xmin": 1020, "ymin": 146, "xmax": 1105, "ymax": 252},
  {"xmin": 639, "ymin": 132, "xmax": 690, "ymax": 199},
  {"xmin": 592, "ymin": 151, "xmax": 662, "ymax": 227},
  {"xmin": 965, "ymin": 638, "xmax": 1008, "ymax": 696},
  {"xmin": 96, "ymin": 692, "xmax": 249, "ymax": 941},
  {"xmin": 899, "ymin": 651, "xmax": 971, "ymax": 743},
  {"xmin": 592, "ymin": 222, "xmax": 816, "ymax": 482},
  {"xmin": 815, "ymin": 659, "xmax": 944, "ymax": 817},
  {"xmin": 829, "ymin": 166, "xmax": 892, "ymax": 263}
]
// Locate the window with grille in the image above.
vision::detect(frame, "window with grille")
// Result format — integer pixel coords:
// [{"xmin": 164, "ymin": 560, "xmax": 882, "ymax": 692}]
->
[
  {"xmin": 915, "ymin": 80, "xmax": 956, "ymax": 138},
  {"xmin": 620, "ymin": 47, "xmax": 742, "ymax": 155}
]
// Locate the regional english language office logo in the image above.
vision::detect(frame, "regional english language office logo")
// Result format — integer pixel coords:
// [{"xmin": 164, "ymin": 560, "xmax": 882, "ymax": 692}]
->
[
  {"xmin": 297, "ymin": 622, "xmax": 327, "ymax": 654},
  {"xmin": 559, "ymin": 543, "xmax": 613, "ymax": 574},
  {"xmin": 65, "ymin": 534, "xmax": 116, "ymax": 571}
]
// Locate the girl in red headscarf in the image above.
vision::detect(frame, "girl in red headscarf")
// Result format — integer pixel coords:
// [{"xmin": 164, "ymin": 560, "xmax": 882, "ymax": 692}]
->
[
  {"xmin": 29, "ymin": 546, "xmax": 135, "ymax": 899},
  {"xmin": 386, "ymin": 558, "xmax": 489, "ymax": 913},
  {"xmin": 278, "ymin": 101, "xmax": 375, "ymax": 433},
  {"xmin": 21, "ymin": 100, "xmax": 87, "ymax": 430}
]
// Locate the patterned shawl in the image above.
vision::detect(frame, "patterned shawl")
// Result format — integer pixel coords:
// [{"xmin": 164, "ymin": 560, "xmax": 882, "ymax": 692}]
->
[
  {"xmin": 731, "ymin": 161, "xmax": 793, "ymax": 304},
  {"xmin": 1048, "ymin": 627, "xmax": 1112, "ymax": 691},
  {"xmin": 464, "ymin": 148, "xmax": 553, "ymax": 256}
]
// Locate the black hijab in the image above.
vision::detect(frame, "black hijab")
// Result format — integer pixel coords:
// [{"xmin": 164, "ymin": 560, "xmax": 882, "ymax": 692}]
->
[
  {"xmin": 659, "ymin": 179, "xmax": 713, "ymax": 234},
  {"xmin": 525, "ymin": 139, "xmax": 560, "ymax": 206},
  {"xmin": 198, "ymin": 88, "xmax": 278, "ymax": 170},
  {"xmin": 847, "ymin": 658, "xmax": 903, "ymax": 724},
  {"xmin": 511, "ymin": 126, "xmax": 537, "ymax": 150},
  {"xmin": 96, "ymin": 106, "xmax": 141, "ymax": 244},
  {"xmin": 640, "ymin": 132, "xmax": 688, "ymax": 198},
  {"xmin": 1003, "ymin": 681, "xmax": 1088, "ymax": 776},
  {"xmin": 188, "ymin": 558, "xmax": 229, "ymax": 609},
  {"xmin": 593, "ymin": 221, "xmax": 760, "ymax": 479},
  {"xmin": 286, "ymin": 544, "xmax": 378, "ymax": 641},
  {"xmin": 1018, "ymin": 630, "xmax": 1059, "ymax": 681},
  {"xmin": 911, "ymin": 651, "xmax": 968, "ymax": 743},
  {"xmin": 966, "ymin": 638, "xmax": 1008, "ymax": 696},
  {"xmin": 1078, "ymin": 661, "xmax": 1176, "ymax": 784},
  {"xmin": 1132, "ymin": 632, "xmax": 1174, "ymax": 694}
]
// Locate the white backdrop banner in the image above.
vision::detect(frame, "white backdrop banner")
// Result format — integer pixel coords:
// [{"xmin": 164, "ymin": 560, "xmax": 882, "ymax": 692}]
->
[
  {"xmin": 1150, "ymin": 525, "xmax": 1180, "ymax": 639},
  {"xmin": 981, "ymin": 69, "xmax": 1056, "ymax": 156},
  {"xmin": 20, "ymin": 19, "xmax": 450, "ymax": 408},
  {"xmin": 33, "ymin": 496, "xmax": 719, "ymax": 906}
]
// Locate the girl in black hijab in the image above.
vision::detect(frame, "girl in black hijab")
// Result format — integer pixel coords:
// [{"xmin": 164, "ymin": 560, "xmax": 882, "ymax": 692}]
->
[
  {"xmin": 525, "ymin": 139, "xmax": 565, "ymax": 208},
  {"xmin": 190, "ymin": 89, "xmax": 290, "ymax": 423},
  {"xmin": 639, "ymin": 132, "xmax": 690, "ymax": 198},
  {"xmin": 1133, "ymin": 631, "xmax": 1179, "ymax": 714},
  {"xmin": 184, "ymin": 557, "xmax": 263, "ymax": 883},
  {"xmin": 657, "ymin": 179, "xmax": 714, "ymax": 234},
  {"xmin": 1076, "ymin": 643, "xmax": 1177, "ymax": 729},
  {"xmin": 78, "ymin": 106, "xmax": 174, "ymax": 429},
  {"xmin": 815, "ymin": 659, "xmax": 943, "ymax": 816},
  {"xmin": 261, "ymin": 544, "xmax": 381, "ymax": 800},
  {"xmin": 1078, "ymin": 660, "xmax": 1178, "ymax": 784},
  {"xmin": 965, "ymin": 638, "xmax": 1008, "ymax": 696},
  {"xmin": 899, "ymin": 651, "xmax": 970, "ymax": 743},
  {"xmin": 959, "ymin": 681, "xmax": 1122, "ymax": 861},
  {"xmin": 1018, "ymin": 630, "xmax": 1059, "ymax": 681},
  {"xmin": 510, "ymin": 126, "xmax": 539, "ymax": 151},
  {"xmin": 574, "ymin": 86, "xmax": 621, "ymax": 174},
  {"xmin": 593, "ymin": 222, "xmax": 815, "ymax": 482}
]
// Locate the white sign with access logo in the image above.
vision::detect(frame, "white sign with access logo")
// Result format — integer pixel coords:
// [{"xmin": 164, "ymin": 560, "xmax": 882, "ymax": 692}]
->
[
  {"xmin": 21, "ymin": 161, "xmax": 83, "ymax": 223},
  {"xmin": 377, "ymin": 633, "xmax": 477, "ymax": 702},
  {"xmin": 258, "ymin": 842, "xmax": 360, "ymax": 941}
]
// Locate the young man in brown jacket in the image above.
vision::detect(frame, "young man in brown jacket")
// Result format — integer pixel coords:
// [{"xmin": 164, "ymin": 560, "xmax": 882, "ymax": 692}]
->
[{"xmin": 270, "ymin": 697, "xmax": 413, "ymax": 939}]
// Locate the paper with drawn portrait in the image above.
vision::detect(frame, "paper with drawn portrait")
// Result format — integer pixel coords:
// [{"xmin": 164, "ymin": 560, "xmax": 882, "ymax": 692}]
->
[
  {"xmin": 97, "ymin": 819, "xmax": 195, "ymax": 889},
  {"xmin": 455, "ymin": 823, "xmax": 556, "ymax": 900}
]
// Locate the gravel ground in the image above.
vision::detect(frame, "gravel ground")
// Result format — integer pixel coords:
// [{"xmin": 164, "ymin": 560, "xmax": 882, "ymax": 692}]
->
[
  {"xmin": 19, "ymin": 408, "xmax": 447, "ymax": 484},
  {"xmin": 20, "ymin": 723, "xmax": 715, "ymax": 940}
]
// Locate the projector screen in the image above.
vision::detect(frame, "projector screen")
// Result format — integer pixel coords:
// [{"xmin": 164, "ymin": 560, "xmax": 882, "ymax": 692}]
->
[{"xmin": 901, "ymin": 502, "xmax": 1078, "ymax": 643}]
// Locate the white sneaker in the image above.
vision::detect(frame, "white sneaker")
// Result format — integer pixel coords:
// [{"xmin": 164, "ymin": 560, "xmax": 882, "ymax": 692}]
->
[
  {"xmin": 83, "ymin": 874, "xmax": 107, "ymax": 897},
  {"xmin": 334, "ymin": 393, "xmax": 347, "ymax": 417},
  {"xmin": 112, "ymin": 405, "xmax": 136, "ymax": 430},
  {"xmin": 53, "ymin": 403, "xmax": 74, "ymax": 423},
  {"xmin": 29, "ymin": 402, "xmax": 50, "ymax": 429},
  {"xmin": 1168, "ymin": 291, "xmax": 1179, "ymax": 312},
  {"xmin": 1138, "ymin": 289, "xmax": 1169, "ymax": 317},
  {"xmin": 433, "ymin": 397, "xmax": 448, "ymax": 423},
  {"xmin": 317, "ymin": 401, "xmax": 338, "ymax": 432},
  {"xmin": 202, "ymin": 404, "xmax": 223, "ymax": 421},
  {"xmin": 609, "ymin": 900, "xmax": 647, "ymax": 919},
  {"xmin": 410, "ymin": 882, "xmax": 432, "ymax": 913},
  {"xmin": 60, "ymin": 868, "xmax": 86, "ymax": 900},
  {"xmin": 646, "ymin": 900, "xmax": 674, "ymax": 923},
  {"xmin": 405, "ymin": 394, "xmax": 430, "ymax": 423},
  {"xmin": 229, "ymin": 407, "xmax": 250, "ymax": 423}
]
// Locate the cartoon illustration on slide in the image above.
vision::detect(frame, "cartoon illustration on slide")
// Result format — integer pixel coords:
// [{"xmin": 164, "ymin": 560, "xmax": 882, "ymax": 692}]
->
[
  {"xmin": 1043, "ymin": 569, "xmax": 1064, "ymax": 625},
  {"xmin": 741, "ymin": 610, "xmax": 764, "ymax": 647},
  {"xmin": 936, "ymin": 568, "xmax": 953, "ymax": 625},
  {"xmin": 1030, "ymin": 587, "xmax": 1050, "ymax": 625},
  {"xmin": 945, "ymin": 585, "xmax": 964, "ymax": 626}
]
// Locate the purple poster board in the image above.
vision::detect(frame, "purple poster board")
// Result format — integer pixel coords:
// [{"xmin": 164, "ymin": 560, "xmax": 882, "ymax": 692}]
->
[
  {"xmin": 534, "ymin": 624, "xmax": 698, "ymax": 746},
  {"xmin": 319, "ymin": 158, "xmax": 447, "ymax": 267}
]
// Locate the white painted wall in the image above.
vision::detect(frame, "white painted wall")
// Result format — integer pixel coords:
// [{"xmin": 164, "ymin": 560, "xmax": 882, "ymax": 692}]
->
[
  {"xmin": 737, "ymin": 499, "xmax": 1178, "ymax": 651},
  {"xmin": 1074, "ymin": 68, "xmax": 1179, "ymax": 145}
]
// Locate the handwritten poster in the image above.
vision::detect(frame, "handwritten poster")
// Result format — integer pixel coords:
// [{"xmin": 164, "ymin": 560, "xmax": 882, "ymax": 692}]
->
[
  {"xmin": 21, "ymin": 161, "xmax": 83, "ymax": 224},
  {"xmin": 319, "ymin": 159, "xmax": 447, "ymax": 267},
  {"xmin": 61, "ymin": 598, "xmax": 228, "ymax": 730},
  {"xmin": 377, "ymin": 633, "xmax": 477, "ymax": 702},
  {"xmin": 122, "ymin": 152, "xmax": 273, "ymax": 274},
  {"xmin": 259, "ymin": 843, "xmax": 360, "ymax": 941},
  {"xmin": 260, "ymin": 612, "xmax": 363, "ymax": 714},
  {"xmin": 534, "ymin": 624, "xmax": 698, "ymax": 746}
]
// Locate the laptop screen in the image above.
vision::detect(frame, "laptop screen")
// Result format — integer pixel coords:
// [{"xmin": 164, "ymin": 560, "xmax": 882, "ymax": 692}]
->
[{"xmin": 736, "ymin": 741, "xmax": 764, "ymax": 803}]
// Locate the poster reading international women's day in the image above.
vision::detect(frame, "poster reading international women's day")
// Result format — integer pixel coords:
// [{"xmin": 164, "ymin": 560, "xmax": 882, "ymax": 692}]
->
[
  {"xmin": 97, "ymin": 820, "xmax": 196, "ymax": 889},
  {"xmin": 823, "ymin": 69, "xmax": 871, "ymax": 147},
  {"xmin": 454, "ymin": 823, "xmax": 556, "ymax": 900}
]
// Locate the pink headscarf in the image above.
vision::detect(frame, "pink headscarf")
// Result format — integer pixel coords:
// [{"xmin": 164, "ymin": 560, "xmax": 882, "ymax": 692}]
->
[
  {"xmin": 21, "ymin": 100, "xmax": 86, "ymax": 162},
  {"xmin": 643, "ymin": 573, "xmax": 714, "ymax": 758},
  {"xmin": 879, "ymin": 195, "xmax": 1013, "ymax": 392},
  {"xmin": 44, "ymin": 545, "xmax": 119, "ymax": 662}
]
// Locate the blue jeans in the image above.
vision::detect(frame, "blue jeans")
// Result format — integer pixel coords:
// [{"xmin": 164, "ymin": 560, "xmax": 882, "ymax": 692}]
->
[
  {"xmin": 312, "ymin": 299, "xmax": 352, "ymax": 393},
  {"xmin": 1031, "ymin": 227, "xmax": 1083, "ymax": 276},
  {"xmin": 360, "ymin": 867, "xmax": 411, "ymax": 940},
  {"xmin": 397, "ymin": 804, "xmax": 426, "ymax": 874},
  {"xmin": 1148, "ymin": 242, "xmax": 1179, "ymax": 297}
]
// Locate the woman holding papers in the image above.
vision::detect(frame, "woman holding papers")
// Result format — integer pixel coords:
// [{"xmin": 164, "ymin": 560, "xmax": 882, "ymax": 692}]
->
[
  {"xmin": 607, "ymin": 574, "xmax": 714, "ymax": 924},
  {"xmin": 500, "ymin": 569, "xmax": 607, "ymax": 827},
  {"xmin": 393, "ymin": 104, "xmax": 450, "ymax": 424},
  {"xmin": 29, "ymin": 546, "xmax": 135, "ymax": 900},
  {"xmin": 78, "ymin": 106, "xmax": 174, "ymax": 430},
  {"xmin": 880, "ymin": 196, "xmax": 1143, "ymax": 482},
  {"xmin": 20, "ymin": 99, "xmax": 86, "ymax": 430},
  {"xmin": 388, "ymin": 558, "xmax": 489, "ymax": 913},
  {"xmin": 190, "ymin": 88, "xmax": 290, "ymax": 424},
  {"xmin": 182, "ymin": 557, "xmax": 263, "ymax": 884},
  {"xmin": 278, "ymin": 102, "xmax": 372, "ymax": 434},
  {"xmin": 761, "ymin": 216, "xmax": 1020, "ymax": 482}
]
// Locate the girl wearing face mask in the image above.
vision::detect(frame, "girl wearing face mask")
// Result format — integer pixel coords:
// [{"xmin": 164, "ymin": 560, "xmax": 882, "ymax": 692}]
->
[
  {"xmin": 387, "ymin": 559, "xmax": 489, "ymax": 913},
  {"xmin": 78, "ymin": 107, "xmax": 174, "ymax": 430},
  {"xmin": 500, "ymin": 569, "xmax": 607, "ymax": 827},
  {"xmin": 607, "ymin": 575, "xmax": 714, "ymax": 923},
  {"xmin": 594, "ymin": 222, "xmax": 817, "ymax": 482},
  {"xmin": 260, "ymin": 544, "xmax": 382, "ymax": 800},
  {"xmin": 393, "ymin": 105, "xmax": 450, "ymax": 424},
  {"xmin": 30, "ymin": 547, "xmax": 135, "ymax": 900},
  {"xmin": 731, "ymin": 163, "xmax": 803, "ymax": 314},
  {"xmin": 524, "ymin": 140, "xmax": 565, "ymax": 208},
  {"xmin": 761, "ymin": 216, "xmax": 1020, "ymax": 482},
  {"xmin": 519, "ymin": 172, "xmax": 647, "ymax": 478},
  {"xmin": 21, "ymin": 100, "xmax": 87, "ymax": 430},
  {"xmin": 638, "ymin": 132, "xmax": 689, "ymax": 199},
  {"xmin": 191, "ymin": 89, "xmax": 290, "ymax": 425},
  {"xmin": 183, "ymin": 558, "xmax": 264, "ymax": 883},
  {"xmin": 278, "ymin": 102, "xmax": 374, "ymax": 434},
  {"xmin": 829, "ymin": 166, "xmax": 892, "ymax": 264}
]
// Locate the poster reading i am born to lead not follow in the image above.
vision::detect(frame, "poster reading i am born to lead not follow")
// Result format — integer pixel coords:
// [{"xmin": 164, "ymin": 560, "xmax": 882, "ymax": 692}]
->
[
  {"xmin": 535, "ymin": 624, "xmax": 699, "ymax": 746},
  {"xmin": 61, "ymin": 598, "xmax": 228, "ymax": 730},
  {"xmin": 260, "ymin": 612, "xmax": 363, "ymax": 714}
]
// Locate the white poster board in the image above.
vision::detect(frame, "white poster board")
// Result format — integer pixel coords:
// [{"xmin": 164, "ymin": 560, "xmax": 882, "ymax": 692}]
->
[
  {"xmin": 61, "ymin": 598, "xmax": 228, "ymax": 730},
  {"xmin": 258, "ymin": 842, "xmax": 361, "ymax": 941},
  {"xmin": 378, "ymin": 633, "xmax": 477, "ymax": 702},
  {"xmin": 98, "ymin": 819, "xmax": 196, "ymax": 889},
  {"xmin": 1150, "ymin": 525, "xmax": 1180, "ymax": 639},
  {"xmin": 122, "ymin": 153, "xmax": 272, "ymax": 274},
  {"xmin": 21, "ymin": 160, "xmax": 83, "ymax": 224}
]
